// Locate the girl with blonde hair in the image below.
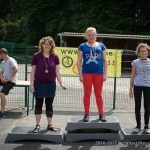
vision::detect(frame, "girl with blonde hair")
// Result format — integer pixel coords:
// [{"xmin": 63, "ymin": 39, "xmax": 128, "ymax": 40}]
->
[{"xmin": 77, "ymin": 27, "xmax": 108, "ymax": 122}]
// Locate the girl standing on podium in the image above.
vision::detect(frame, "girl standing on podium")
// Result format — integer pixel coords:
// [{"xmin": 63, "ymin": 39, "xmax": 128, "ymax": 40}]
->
[
  {"xmin": 130, "ymin": 43, "xmax": 150, "ymax": 134},
  {"xmin": 77, "ymin": 27, "xmax": 108, "ymax": 122},
  {"xmin": 30, "ymin": 36, "xmax": 66, "ymax": 133}
]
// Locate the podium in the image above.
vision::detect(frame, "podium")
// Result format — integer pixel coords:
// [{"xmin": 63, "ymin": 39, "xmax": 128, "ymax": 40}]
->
[
  {"xmin": 65, "ymin": 116, "xmax": 122, "ymax": 142},
  {"xmin": 6, "ymin": 116, "xmax": 150, "ymax": 143},
  {"xmin": 6, "ymin": 127, "xmax": 64, "ymax": 143},
  {"xmin": 121, "ymin": 128, "xmax": 150, "ymax": 142}
]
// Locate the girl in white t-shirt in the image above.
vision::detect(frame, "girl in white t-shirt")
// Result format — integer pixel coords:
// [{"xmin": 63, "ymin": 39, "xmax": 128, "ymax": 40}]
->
[{"xmin": 130, "ymin": 43, "xmax": 150, "ymax": 134}]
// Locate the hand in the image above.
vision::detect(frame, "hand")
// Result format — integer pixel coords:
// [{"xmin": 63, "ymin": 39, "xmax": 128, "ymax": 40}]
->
[
  {"xmin": 5, "ymin": 79, "xmax": 11, "ymax": 83},
  {"xmin": 103, "ymin": 74, "xmax": 107, "ymax": 81},
  {"xmin": 79, "ymin": 75, "xmax": 84, "ymax": 82},
  {"xmin": 129, "ymin": 90, "xmax": 133, "ymax": 98},
  {"xmin": 60, "ymin": 83, "xmax": 67, "ymax": 89},
  {"xmin": 5, "ymin": 80, "xmax": 10, "ymax": 83},
  {"xmin": 1, "ymin": 78, "xmax": 7, "ymax": 83},
  {"xmin": 30, "ymin": 84, "xmax": 35, "ymax": 93}
]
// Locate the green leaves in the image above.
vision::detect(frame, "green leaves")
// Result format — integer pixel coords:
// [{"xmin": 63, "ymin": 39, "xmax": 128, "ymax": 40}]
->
[{"xmin": 0, "ymin": 0, "xmax": 150, "ymax": 44}]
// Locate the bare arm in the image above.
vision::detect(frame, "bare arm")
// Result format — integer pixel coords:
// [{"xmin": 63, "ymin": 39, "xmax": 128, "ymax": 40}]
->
[
  {"xmin": 0, "ymin": 71, "xmax": 6, "ymax": 83},
  {"xmin": 129, "ymin": 66, "xmax": 136, "ymax": 98},
  {"xmin": 9, "ymin": 66, "xmax": 18, "ymax": 81},
  {"xmin": 0, "ymin": 70, "xmax": 5, "ymax": 83},
  {"xmin": 56, "ymin": 65, "xmax": 66, "ymax": 89},
  {"xmin": 102, "ymin": 50, "xmax": 108, "ymax": 81},
  {"xmin": 0, "ymin": 66, "xmax": 18, "ymax": 82},
  {"xmin": 0, "ymin": 71, "xmax": 3, "ymax": 81},
  {"xmin": 77, "ymin": 50, "xmax": 83, "ymax": 82},
  {"xmin": 30, "ymin": 65, "xmax": 36, "ymax": 92}
]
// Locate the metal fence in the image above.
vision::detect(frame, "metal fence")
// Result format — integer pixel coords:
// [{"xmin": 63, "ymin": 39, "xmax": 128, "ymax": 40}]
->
[{"xmin": 0, "ymin": 41, "xmax": 136, "ymax": 111}]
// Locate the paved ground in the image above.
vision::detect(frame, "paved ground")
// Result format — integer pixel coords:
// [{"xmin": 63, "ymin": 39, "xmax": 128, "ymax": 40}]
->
[{"xmin": 0, "ymin": 108, "xmax": 150, "ymax": 150}]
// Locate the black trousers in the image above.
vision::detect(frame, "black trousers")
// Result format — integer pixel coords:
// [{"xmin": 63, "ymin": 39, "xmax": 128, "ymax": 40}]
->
[
  {"xmin": 134, "ymin": 86, "xmax": 150, "ymax": 128},
  {"xmin": 35, "ymin": 97, "xmax": 54, "ymax": 117}
]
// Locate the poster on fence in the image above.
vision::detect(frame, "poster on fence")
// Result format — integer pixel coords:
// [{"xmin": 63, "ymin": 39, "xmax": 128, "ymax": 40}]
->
[
  {"xmin": 106, "ymin": 49, "xmax": 122, "ymax": 77},
  {"xmin": 56, "ymin": 47, "xmax": 122, "ymax": 77}
]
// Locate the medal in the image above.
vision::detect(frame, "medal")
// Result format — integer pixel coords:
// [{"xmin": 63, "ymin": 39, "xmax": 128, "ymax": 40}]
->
[
  {"xmin": 45, "ymin": 69, "xmax": 48, "ymax": 73},
  {"xmin": 43, "ymin": 55, "xmax": 49, "ymax": 74}
]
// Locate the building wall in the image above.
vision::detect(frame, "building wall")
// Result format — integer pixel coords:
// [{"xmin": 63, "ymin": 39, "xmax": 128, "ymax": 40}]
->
[
  {"xmin": 61, "ymin": 36, "xmax": 150, "ymax": 50},
  {"xmin": 60, "ymin": 35, "xmax": 150, "ymax": 75}
]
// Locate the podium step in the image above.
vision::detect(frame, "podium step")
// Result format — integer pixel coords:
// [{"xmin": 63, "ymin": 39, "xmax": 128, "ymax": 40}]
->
[
  {"xmin": 121, "ymin": 128, "xmax": 150, "ymax": 142},
  {"xmin": 66, "ymin": 116, "xmax": 121, "ymax": 131},
  {"xmin": 65, "ymin": 116, "xmax": 122, "ymax": 142},
  {"xmin": 65, "ymin": 132, "xmax": 121, "ymax": 143},
  {"xmin": 6, "ymin": 127, "xmax": 64, "ymax": 143}
]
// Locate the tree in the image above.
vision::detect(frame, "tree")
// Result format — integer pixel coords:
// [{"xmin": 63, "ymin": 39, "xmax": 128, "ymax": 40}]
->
[{"xmin": 0, "ymin": 0, "xmax": 150, "ymax": 44}]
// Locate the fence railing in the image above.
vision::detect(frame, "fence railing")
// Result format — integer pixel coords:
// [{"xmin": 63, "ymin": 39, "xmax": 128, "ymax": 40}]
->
[{"xmin": 0, "ymin": 41, "xmax": 136, "ymax": 110}]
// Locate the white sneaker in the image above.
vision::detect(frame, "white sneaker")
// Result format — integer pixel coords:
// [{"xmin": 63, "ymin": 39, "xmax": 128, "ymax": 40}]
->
[{"xmin": 133, "ymin": 127, "xmax": 141, "ymax": 133}]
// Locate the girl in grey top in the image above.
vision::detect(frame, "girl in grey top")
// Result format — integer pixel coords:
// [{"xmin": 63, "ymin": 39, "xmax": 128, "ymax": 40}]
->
[{"xmin": 130, "ymin": 43, "xmax": 150, "ymax": 134}]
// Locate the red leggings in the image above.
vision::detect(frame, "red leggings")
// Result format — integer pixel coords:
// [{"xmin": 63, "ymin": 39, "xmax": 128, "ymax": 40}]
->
[{"xmin": 83, "ymin": 74, "xmax": 104, "ymax": 115}]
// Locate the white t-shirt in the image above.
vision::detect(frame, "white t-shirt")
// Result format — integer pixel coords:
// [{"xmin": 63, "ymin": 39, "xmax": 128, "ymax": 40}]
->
[{"xmin": 0, "ymin": 57, "xmax": 18, "ymax": 83}]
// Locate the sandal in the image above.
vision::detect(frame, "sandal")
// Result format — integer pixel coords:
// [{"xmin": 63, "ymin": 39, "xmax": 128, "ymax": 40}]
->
[
  {"xmin": 47, "ymin": 124, "xmax": 57, "ymax": 132},
  {"xmin": 33, "ymin": 125, "xmax": 40, "ymax": 133}
]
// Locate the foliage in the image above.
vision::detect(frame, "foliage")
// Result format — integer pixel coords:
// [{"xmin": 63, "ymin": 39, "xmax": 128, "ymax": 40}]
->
[{"xmin": 0, "ymin": 0, "xmax": 150, "ymax": 44}]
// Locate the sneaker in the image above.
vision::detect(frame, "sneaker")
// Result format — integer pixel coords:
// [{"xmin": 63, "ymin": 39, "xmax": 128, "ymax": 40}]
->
[
  {"xmin": 133, "ymin": 126, "xmax": 141, "ymax": 133},
  {"xmin": 144, "ymin": 126, "xmax": 150, "ymax": 134},
  {"xmin": 83, "ymin": 114, "xmax": 89, "ymax": 122},
  {"xmin": 144, "ymin": 128, "xmax": 150, "ymax": 134},
  {"xmin": 0, "ymin": 112, "xmax": 5, "ymax": 119},
  {"xmin": 99, "ymin": 114, "xmax": 107, "ymax": 122}
]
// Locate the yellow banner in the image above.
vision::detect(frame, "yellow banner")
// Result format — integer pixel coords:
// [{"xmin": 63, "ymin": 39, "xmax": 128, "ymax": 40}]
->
[
  {"xmin": 106, "ymin": 49, "xmax": 122, "ymax": 77},
  {"xmin": 56, "ymin": 47, "xmax": 122, "ymax": 77}
]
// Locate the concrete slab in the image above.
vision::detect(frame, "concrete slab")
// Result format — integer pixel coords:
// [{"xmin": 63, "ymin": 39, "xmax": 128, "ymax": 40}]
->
[
  {"xmin": 65, "ymin": 115, "xmax": 122, "ymax": 142},
  {"xmin": 6, "ymin": 127, "xmax": 64, "ymax": 143},
  {"xmin": 66, "ymin": 116, "xmax": 121, "ymax": 132},
  {"xmin": 121, "ymin": 128, "xmax": 150, "ymax": 142},
  {"xmin": 65, "ymin": 132, "xmax": 121, "ymax": 143},
  {"xmin": 1, "ymin": 110, "xmax": 150, "ymax": 149}
]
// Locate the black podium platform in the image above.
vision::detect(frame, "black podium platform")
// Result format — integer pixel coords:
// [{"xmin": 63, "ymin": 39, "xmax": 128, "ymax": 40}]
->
[
  {"xmin": 121, "ymin": 128, "xmax": 150, "ymax": 142},
  {"xmin": 6, "ymin": 127, "xmax": 64, "ymax": 143},
  {"xmin": 65, "ymin": 116, "xmax": 122, "ymax": 142}
]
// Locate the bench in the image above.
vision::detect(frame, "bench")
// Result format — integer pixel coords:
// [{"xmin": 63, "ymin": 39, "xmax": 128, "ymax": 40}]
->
[
  {"xmin": 0, "ymin": 80, "xmax": 32, "ymax": 116},
  {"xmin": 15, "ymin": 80, "xmax": 31, "ymax": 116}
]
